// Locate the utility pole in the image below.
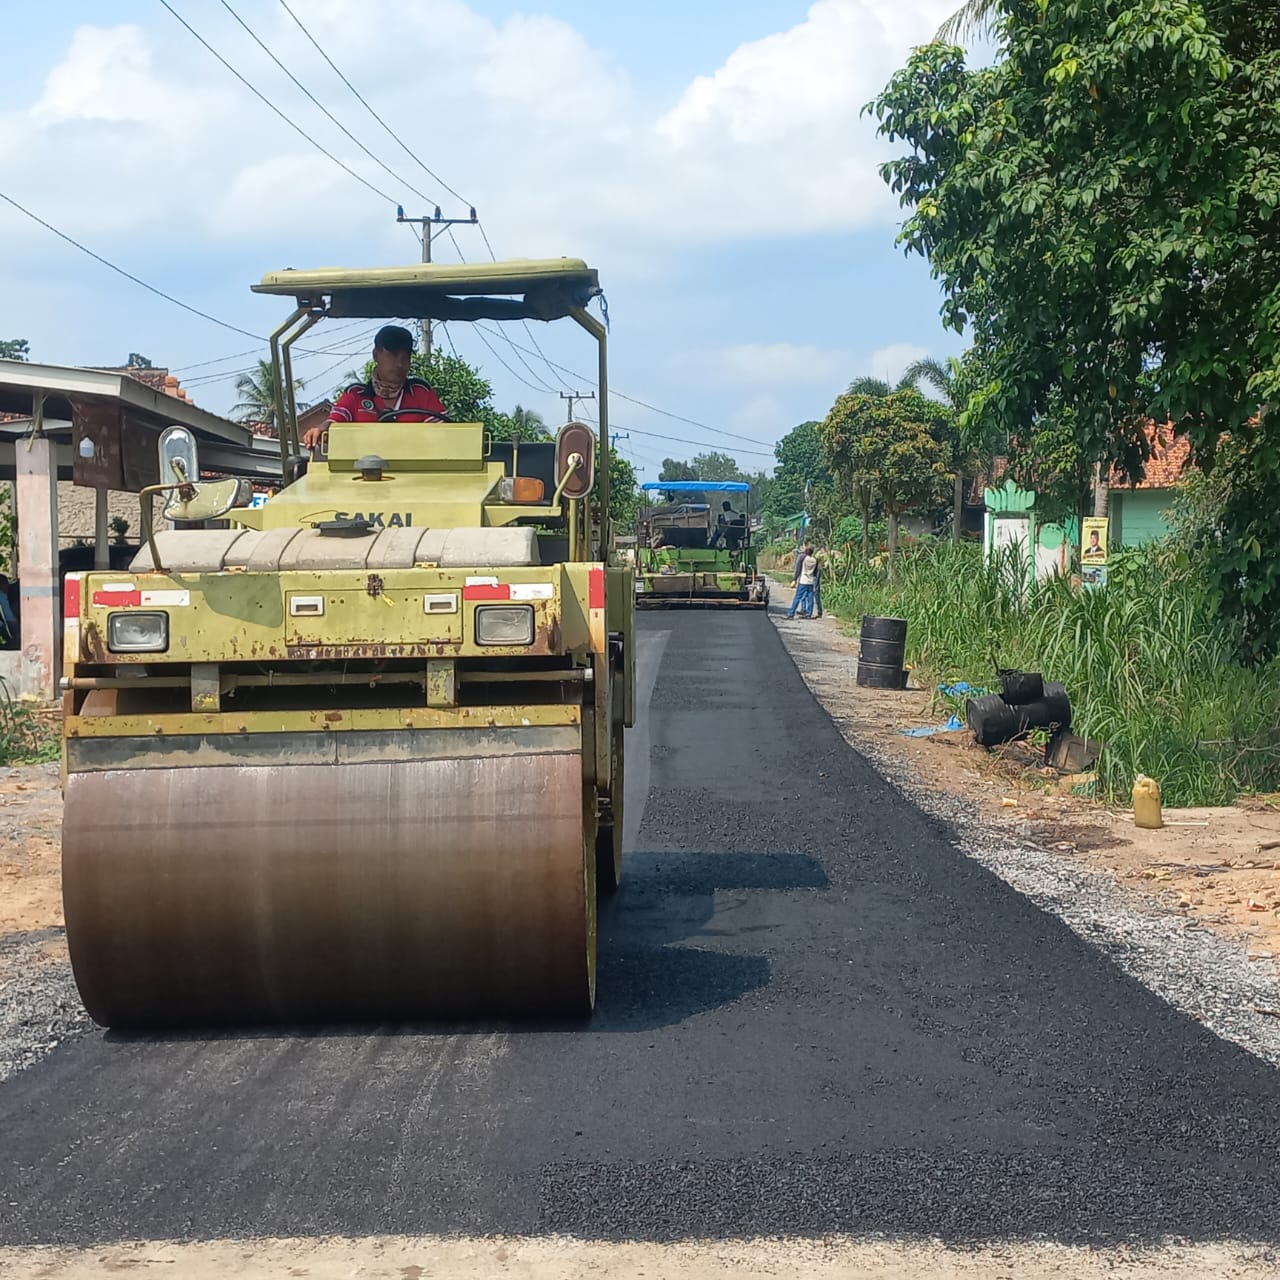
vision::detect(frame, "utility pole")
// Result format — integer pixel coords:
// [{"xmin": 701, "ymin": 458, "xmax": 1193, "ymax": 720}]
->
[
  {"xmin": 560, "ymin": 390, "xmax": 595, "ymax": 422},
  {"xmin": 396, "ymin": 205, "xmax": 478, "ymax": 357}
]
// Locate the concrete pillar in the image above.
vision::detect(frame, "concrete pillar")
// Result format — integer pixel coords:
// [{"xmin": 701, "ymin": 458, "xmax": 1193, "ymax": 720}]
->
[
  {"xmin": 94, "ymin": 487, "xmax": 109, "ymax": 570},
  {"xmin": 15, "ymin": 436, "xmax": 59, "ymax": 699}
]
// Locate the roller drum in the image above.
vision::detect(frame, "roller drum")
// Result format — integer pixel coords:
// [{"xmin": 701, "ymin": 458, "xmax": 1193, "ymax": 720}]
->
[{"xmin": 62, "ymin": 749, "xmax": 594, "ymax": 1027}]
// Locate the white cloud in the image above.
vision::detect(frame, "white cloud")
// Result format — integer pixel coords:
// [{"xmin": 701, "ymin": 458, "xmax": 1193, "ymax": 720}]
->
[
  {"xmin": 0, "ymin": 0, "xmax": 958, "ymax": 256},
  {"xmin": 866, "ymin": 341, "xmax": 929, "ymax": 384},
  {"xmin": 711, "ymin": 343, "xmax": 846, "ymax": 385}
]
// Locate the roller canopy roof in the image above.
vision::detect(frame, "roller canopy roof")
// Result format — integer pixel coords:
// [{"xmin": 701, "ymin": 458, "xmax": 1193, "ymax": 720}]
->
[
  {"xmin": 641, "ymin": 481, "xmax": 751, "ymax": 493},
  {"xmin": 253, "ymin": 259, "xmax": 600, "ymax": 322}
]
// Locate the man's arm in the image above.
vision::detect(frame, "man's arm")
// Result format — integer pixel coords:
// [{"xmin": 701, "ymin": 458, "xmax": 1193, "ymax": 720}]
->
[{"xmin": 303, "ymin": 387, "xmax": 360, "ymax": 449}]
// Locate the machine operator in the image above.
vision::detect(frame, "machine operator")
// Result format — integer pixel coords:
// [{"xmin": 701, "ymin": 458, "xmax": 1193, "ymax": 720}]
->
[{"xmin": 302, "ymin": 324, "xmax": 449, "ymax": 449}]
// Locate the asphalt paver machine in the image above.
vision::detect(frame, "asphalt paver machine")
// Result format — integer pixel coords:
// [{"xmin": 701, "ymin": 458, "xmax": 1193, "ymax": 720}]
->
[
  {"xmin": 635, "ymin": 480, "xmax": 768, "ymax": 607},
  {"xmin": 59, "ymin": 259, "xmax": 633, "ymax": 1026}
]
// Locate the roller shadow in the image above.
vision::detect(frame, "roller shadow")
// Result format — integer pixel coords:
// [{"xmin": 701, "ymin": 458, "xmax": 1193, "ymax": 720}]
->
[
  {"xmin": 591, "ymin": 850, "xmax": 828, "ymax": 1031},
  {"xmin": 98, "ymin": 850, "xmax": 826, "ymax": 1043}
]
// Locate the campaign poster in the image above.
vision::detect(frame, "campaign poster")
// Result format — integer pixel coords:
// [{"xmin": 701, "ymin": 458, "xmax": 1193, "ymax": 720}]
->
[{"xmin": 1081, "ymin": 516, "xmax": 1109, "ymax": 588}]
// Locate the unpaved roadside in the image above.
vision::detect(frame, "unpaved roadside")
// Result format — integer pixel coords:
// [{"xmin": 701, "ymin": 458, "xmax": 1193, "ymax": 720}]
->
[
  {"xmin": 0, "ymin": 762, "xmax": 89, "ymax": 1081},
  {"xmin": 1, "ymin": 1234, "xmax": 1277, "ymax": 1279}
]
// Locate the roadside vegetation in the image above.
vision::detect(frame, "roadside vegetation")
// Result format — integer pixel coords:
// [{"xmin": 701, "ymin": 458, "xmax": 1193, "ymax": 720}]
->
[
  {"xmin": 0, "ymin": 682, "xmax": 59, "ymax": 767},
  {"xmin": 820, "ymin": 537, "xmax": 1280, "ymax": 809}
]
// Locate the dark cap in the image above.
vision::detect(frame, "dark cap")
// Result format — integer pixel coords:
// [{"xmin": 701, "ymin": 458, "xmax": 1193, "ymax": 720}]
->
[{"xmin": 373, "ymin": 324, "xmax": 415, "ymax": 352}]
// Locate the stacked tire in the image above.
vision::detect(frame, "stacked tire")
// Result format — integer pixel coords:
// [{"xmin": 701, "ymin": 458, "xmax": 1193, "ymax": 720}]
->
[{"xmin": 857, "ymin": 616, "xmax": 908, "ymax": 690}]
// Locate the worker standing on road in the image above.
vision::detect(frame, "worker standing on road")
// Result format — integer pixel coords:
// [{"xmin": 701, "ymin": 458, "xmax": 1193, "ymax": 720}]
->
[
  {"xmin": 787, "ymin": 544, "xmax": 818, "ymax": 619},
  {"xmin": 812, "ymin": 545, "xmax": 825, "ymax": 619},
  {"xmin": 303, "ymin": 325, "xmax": 449, "ymax": 449}
]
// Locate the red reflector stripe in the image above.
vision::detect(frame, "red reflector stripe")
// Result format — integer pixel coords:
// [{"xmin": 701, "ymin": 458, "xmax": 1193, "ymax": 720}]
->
[
  {"xmin": 63, "ymin": 574, "xmax": 81, "ymax": 619},
  {"xmin": 463, "ymin": 584, "xmax": 511, "ymax": 601},
  {"xmin": 589, "ymin": 567, "xmax": 605, "ymax": 610},
  {"xmin": 92, "ymin": 590, "xmax": 142, "ymax": 607}
]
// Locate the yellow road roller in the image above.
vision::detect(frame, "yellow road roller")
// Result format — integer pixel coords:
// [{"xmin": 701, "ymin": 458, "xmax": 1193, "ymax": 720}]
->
[{"xmin": 60, "ymin": 259, "xmax": 633, "ymax": 1026}]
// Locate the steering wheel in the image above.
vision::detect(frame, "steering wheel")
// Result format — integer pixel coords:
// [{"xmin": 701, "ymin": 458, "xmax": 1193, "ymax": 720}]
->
[{"xmin": 379, "ymin": 410, "xmax": 451, "ymax": 423}]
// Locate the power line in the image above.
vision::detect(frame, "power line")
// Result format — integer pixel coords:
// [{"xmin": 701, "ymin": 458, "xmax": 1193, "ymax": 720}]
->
[
  {"xmin": 473, "ymin": 323, "xmax": 779, "ymax": 454},
  {"xmin": 470, "ymin": 325, "xmax": 558, "ymax": 398},
  {"xmin": 275, "ymin": 0, "xmax": 473, "ymax": 209},
  {"xmin": 0, "ymin": 188, "xmax": 263, "ymax": 341},
  {"xmin": 441, "ymin": 226, "xmax": 566, "ymax": 393},
  {"xmin": 159, "ymin": 0, "xmax": 397, "ymax": 206},
  {"xmin": 216, "ymin": 0, "xmax": 442, "ymax": 209}
]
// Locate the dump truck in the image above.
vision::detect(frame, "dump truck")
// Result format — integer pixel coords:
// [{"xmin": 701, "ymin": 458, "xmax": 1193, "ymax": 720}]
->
[
  {"xmin": 59, "ymin": 259, "xmax": 632, "ymax": 1027},
  {"xmin": 634, "ymin": 480, "xmax": 768, "ymax": 607}
]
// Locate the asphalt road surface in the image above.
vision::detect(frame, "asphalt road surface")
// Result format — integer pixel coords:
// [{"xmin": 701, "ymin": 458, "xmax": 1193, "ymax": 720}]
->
[{"xmin": 2, "ymin": 610, "xmax": 1280, "ymax": 1247}]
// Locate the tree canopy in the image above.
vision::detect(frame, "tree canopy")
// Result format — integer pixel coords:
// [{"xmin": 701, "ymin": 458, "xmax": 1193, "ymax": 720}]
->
[
  {"xmin": 0, "ymin": 339, "xmax": 29, "ymax": 362},
  {"xmin": 871, "ymin": 0, "xmax": 1280, "ymax": 659},
  {"xmin": 820, "ymin": 388, "xmax": 955, "ymax": 564},
  {"xmin": 656, "ymin": 450, "xmax": 772, "ymax": 510}
]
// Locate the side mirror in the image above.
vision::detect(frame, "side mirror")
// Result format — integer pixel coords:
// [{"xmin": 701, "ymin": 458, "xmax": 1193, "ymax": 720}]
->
[
  {"xmin": 555, "ymin": 422, "xmax": 596, "ymax": 500},
  {"xmin": 158, "ymin": 425, "xmax": 200, "ymax": 486},
  {"xmin": 163, "ymin": 476, "xmax": 254, "ymax": 523}
]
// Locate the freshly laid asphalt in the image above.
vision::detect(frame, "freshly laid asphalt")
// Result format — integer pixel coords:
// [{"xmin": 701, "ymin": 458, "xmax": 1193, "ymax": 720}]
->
[{"xmin": 3, "ymin": 609, "xmax": 1280, "ymax": 1246}]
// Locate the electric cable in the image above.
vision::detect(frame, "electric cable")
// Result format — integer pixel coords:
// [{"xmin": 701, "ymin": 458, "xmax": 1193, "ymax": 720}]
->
[
  {"xmin": 159, "ymin": 0, "xmax": 397, "ymax": 206},
  {"xmin": 216, "ymin": 0, "xmax": 441, "ymax": 208},
  {"xmin": 275, "ymin": 0, "xmax": 472, "ymax": 208},
  {"xmin": 0, "ymin": 188, "xmax": 263, "ymax": 340}
]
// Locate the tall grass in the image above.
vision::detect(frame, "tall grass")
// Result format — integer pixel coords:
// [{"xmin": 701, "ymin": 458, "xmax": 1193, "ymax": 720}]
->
[{"xmin": 822, "ymin": 541, "xmax": 1280, "ymax": 807}]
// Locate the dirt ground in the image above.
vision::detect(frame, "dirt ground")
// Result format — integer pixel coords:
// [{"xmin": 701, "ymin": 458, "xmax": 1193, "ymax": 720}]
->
[
  {"xmin": 1, "ymin": 1234, "xmax": 1276, "ymax": 1280},
  {"xmin": 787, "ymin": 603, "xmax": 1280, "ymax": 972}
]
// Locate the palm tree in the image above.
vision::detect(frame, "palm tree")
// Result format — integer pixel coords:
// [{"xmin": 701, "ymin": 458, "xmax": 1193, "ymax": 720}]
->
[
  {"xmin": 232, "ymin": 359, "xmax": 305, "ymax": 434},
  {"xmin": 845, "ymin": 372, "xmax": 921, "ymax": 398},
  {"xmin": 904, "ymin": 354, "xmax": 995, "ymax": 544},
  {"xmin": 509, "ymin": 404, "xmax": 549, "ymax": 439},
  {"xmin": 936, "ymin": 0, "xmax": 998, "ymax": 45}
]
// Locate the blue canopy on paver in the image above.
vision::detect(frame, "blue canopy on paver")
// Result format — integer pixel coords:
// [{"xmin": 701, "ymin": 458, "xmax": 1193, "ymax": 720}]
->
[{"xmin": 641, "ymin": 481, "xmax": 750, "ymax": 493}]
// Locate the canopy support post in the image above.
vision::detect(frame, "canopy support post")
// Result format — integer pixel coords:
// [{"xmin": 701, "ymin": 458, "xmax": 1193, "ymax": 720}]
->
[{"xmin": 570, "ymin": 306, "xmax": 608, "ymax": 560}]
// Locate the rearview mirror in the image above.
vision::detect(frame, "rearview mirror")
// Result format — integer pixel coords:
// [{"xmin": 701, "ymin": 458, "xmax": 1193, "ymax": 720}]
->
[
  {"xmin": 158, "ymin": 425, "xmax": 200, "ymax": 486},
  {"xmin": 555, "ymin": 422, "xmax": 596, "ymax": 500},
  {"xmin": 163, "ymin": 476, "xmax": 254, "ymax": 523}
]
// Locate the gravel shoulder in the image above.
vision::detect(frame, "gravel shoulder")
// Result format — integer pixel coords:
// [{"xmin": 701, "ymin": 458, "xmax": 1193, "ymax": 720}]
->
[
  {"xmin": 0, "ymin": 763, "xmax": 89, "ymax": 1082},
  {"xmin": 770, "ymin": 590, "xmax": 1280, "ymax": 1067}
]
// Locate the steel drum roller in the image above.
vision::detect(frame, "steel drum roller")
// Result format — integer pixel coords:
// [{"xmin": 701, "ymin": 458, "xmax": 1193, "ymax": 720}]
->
[{"xmin": 62, "ymin": 749, "xmax": 595, "ymax": 1026}]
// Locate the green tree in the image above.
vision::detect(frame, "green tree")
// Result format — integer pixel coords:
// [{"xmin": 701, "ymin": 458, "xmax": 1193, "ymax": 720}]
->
[
  {"xmin": 767, "ymin": 421, "xmax": 830, "ymax": 521},
  {"xmin": 904, "ymin": 354, "xmax": 988, "ymax": 542},
  {"xmin": 601, "ymin": 450, "xmax": 639, "ymax": 533},
  {"xmin": 0, "ymin": 339, "xmax": 29, "ymax": 362},
  {"xmin": 233, "ymin": 359, "xmax": 305, "ymax": 432},
  {"xmin": 846, "ymin": 372, "xmax": 920, "ymax": 397},
  {"xmin": 820, "ymin": 389, "xmax": 954, "ymax": 571},
  {"xmin": 872, "ymin": 4, "xmax": 1280, "ymax": 659}
]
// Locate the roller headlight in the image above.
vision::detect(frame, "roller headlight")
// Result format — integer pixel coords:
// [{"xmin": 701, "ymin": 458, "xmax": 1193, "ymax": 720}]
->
[
  {"xmin": 474, "ymin": 604, "xmax": 534, "ymax": 646},
  {"xmin": 107, "ymin": 611, "xmax": 169, "ymax": 653}
]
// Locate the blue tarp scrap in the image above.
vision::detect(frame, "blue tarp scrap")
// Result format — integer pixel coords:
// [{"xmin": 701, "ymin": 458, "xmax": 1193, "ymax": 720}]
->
[
  {"xmin": 938, "ymin": 681, "xmax": 985, "ymax": 697},
  {"xmin": 899, "ymin": 715, "xmax": 965, "ymax": 738}
]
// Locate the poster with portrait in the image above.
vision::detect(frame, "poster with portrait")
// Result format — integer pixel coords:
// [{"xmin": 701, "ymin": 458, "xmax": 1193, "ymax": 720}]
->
[{"xmin": 1080, "ymin": 516, "xmax": 1109, "ymax": 588}]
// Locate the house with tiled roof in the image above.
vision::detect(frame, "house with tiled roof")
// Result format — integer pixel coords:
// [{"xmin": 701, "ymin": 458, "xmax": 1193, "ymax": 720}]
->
[
  {"xmin": 969, "ymin": 421, "xmax": 1193, "ymax": 548},
  {"xmin": 1106, "ymin": 423, "xmax": 1192, "ymax": 547}
]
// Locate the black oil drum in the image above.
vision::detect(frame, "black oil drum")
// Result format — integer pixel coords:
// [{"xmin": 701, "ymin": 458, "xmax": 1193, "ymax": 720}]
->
[
  {"xmin": 860, "ymin": 616, "xmax": 907, "ymax": 677},
  {"xmin": 857, "ymin": 659, "xmax": 908, "ymax": 690}
]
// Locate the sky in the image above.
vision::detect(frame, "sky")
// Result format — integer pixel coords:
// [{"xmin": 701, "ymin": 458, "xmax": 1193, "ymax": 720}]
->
[{"xmin": 0, "ymin": 0, "xmax": 967, "ymax": 481}]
